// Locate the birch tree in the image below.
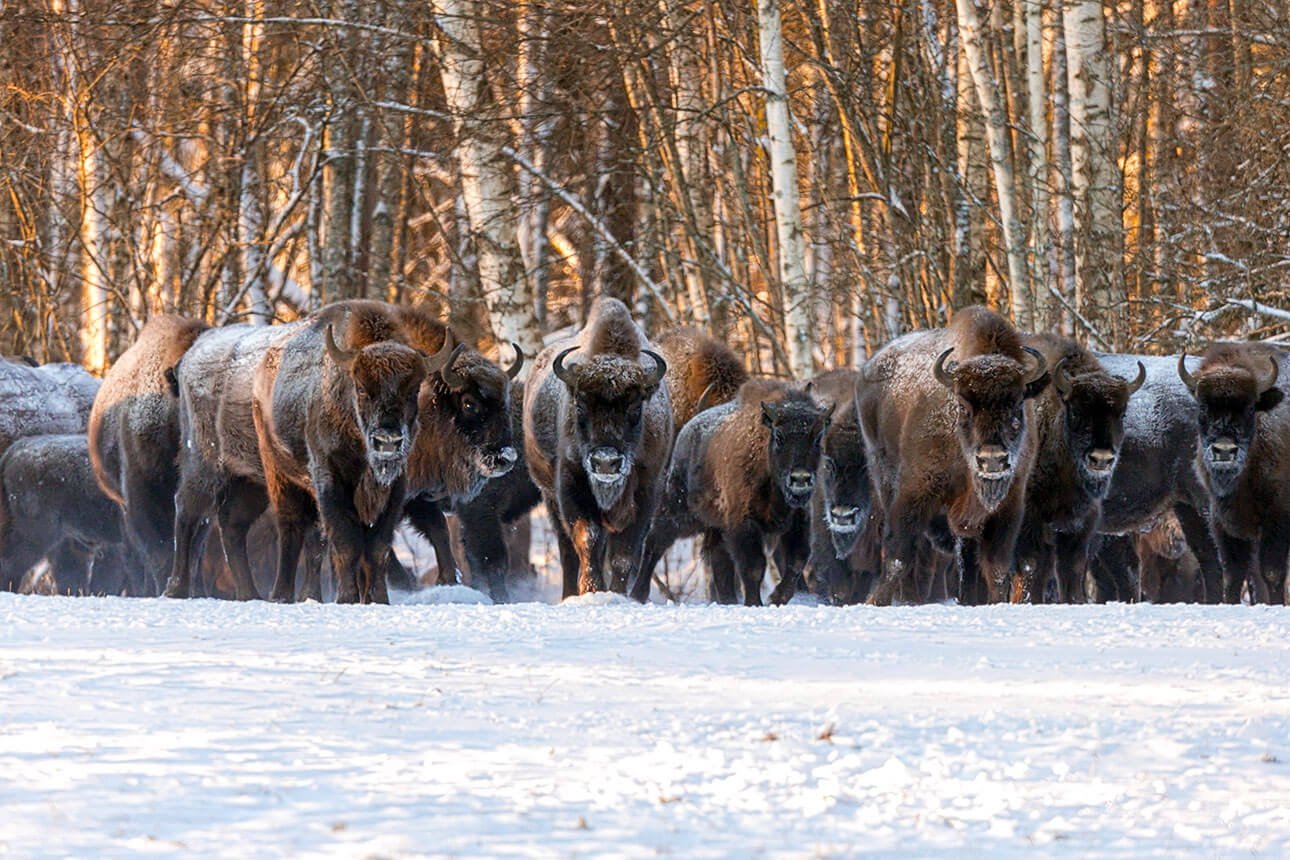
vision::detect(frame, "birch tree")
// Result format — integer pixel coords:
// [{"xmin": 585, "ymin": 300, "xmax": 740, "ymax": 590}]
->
[{"xmin": 756, "ymin": 0, "xmax": 812, "ymax": 378}]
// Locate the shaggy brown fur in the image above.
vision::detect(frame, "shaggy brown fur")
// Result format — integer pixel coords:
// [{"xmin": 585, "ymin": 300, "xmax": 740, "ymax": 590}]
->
[
  {"xmin": 524, "ymin": 297, "xmax": 673, "ymax": 599},
  {"xmin": 655, "ymin": 327, "xmax": 748, "ymax": 432},
  {"xmin": 1179, "ymin": 341, "xmax": 1289, "ymax": 603},
  {"xmin": 859, "ymin": 307, "xmax": 1049, "ymax": 605},
  {"xmin": 87, "ymin": 314, "xmax": 209, "ymax": 593}
]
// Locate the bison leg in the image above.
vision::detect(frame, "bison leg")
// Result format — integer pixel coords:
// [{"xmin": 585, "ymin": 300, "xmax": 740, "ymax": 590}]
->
[
  {"xmin": 120, "ymin": 450, "xmax": 178, "ymax": 596},
  {"xmin": 868, "ymin": 498, "xmax": 928, "ymax": 606},
  {"xmin": 403, "ymin": 496, "xmax": 460, "ymax": 586},
  {"xmin": 269, "ymin": 486, "xmax": 315, "ymax": 603},
  {"xmin": 459, "ymin": 508, "xmax": 509, "ymax": 602},
  {"xmin": 724, "ymin": 524, "xmax": 767, "ymax": 607},
  {"xmin": 548, "ymin": 506, "xmax": 581, "ymax": 601},
  {"xmin": 1258, "ymin": 533, "xmax": 1288, "ymax": 606},
  {"xmin": 1174, "ymin": 502, "xmax": 1221, "ymax": 604},
  {"xmin": 47, "ymin": 541, "xmax": 93, "ymax": 596},
  {"xmin": 1213, "ymin": 529, "xmax": 1256, "ymax": 604},
  {"xmin": 216, "ymin": 479, "xmax": 267, "ymax": 602},
  {"xmin": 164, "ymin": 484, "xmax": 214, "ymax": 599},
  {"xmin": 300, "ymin": 528, "xmax": 327, "ymax": 602},
  {"xmin": 703, "ymin": 530, "xmax": 738, "ymax": 604}
]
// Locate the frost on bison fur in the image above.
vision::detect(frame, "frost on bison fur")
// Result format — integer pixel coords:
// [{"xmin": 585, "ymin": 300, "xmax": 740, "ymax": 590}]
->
[
  {"xmin": 1094, "ymin": 352, "xmax": 1223, "ymax": 604},
  {"xmin": 0, "ymin": 358, "xmax": 92, "ymax": 455},
  {"xmin": 1178, "ymin": 342, "xmax": 1290, "ymax": 604},
  {"xmin": 1011, "ymin": 334, "xmax": 1145, "ymax": 604},
  {"xmin": 654, "ymin": 326, "xmax": 748, "ymax": 433},
  {"xmin": 858, "ymin": 307, "xmax": 1049, "ymax": 605},
  {"xmin": 0, "ymin": 434, "xmax": 136, "ymax": 595},
  {"xmin": 642, "ymin": 378, "xmax": 832, "ymax": 606},
  {"xmin": 87, "ymin": 314, "xmax": 209, "ymax": 594},
  {"xmin": 308, "ymin": 301, "xmax": 520, "ymax": 592},
  {"xmin": 524, "ymin": 297, "xmax": 672, "ymax": 600}
]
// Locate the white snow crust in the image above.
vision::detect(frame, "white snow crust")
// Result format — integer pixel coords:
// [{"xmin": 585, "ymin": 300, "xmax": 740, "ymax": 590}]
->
[{"xmin": 2, "ymin": 596, "xmax": 1289, "ymax": 857}]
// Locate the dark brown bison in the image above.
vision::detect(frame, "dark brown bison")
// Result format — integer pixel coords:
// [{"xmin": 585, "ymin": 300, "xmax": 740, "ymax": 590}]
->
[
  {"xmin": 524, "ymin": 297, "xmax": 672, "ymax": 599},
  {"xmin": 1178, "ymin": 342, "xmax": 1289, "ymax": 603},
  {"xmin": 0, "ymin": 434, "xmax": 138, "ymax": 595},
  {"xmin": 87, "ymin": 314, "xmax": 209, "ymax": 594},
  {"xmin": 858, "ymin": 307, "xmax": 1049, "ymax": 605},
  {"xmin": 308, "ymin": 301, "xmax": 521, "ymax": 591},
  {"xmin": 1092, "ymin": 352, "xmax": 1222, "ymax": 603},
  {"xmin": 654, "ymin": 326, "xmax": 748, "ymax": 433},
  {"xmin": 642, "ymin": 378, "xmax": 832, "ymax": 605},
  {"xmin": 795, "ymin": 369, "xmax": 872, "ymax": 605},
  {"xmin": 254, "ymin": 314, "xmax": 452, "ymax": 604},
  {"xmin": 1010, "ymin": 334, "xmax": 1145, "ymax": 603}
]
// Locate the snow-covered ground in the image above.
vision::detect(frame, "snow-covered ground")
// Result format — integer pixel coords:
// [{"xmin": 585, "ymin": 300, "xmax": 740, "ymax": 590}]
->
[{"xmin": 2, "ymin": 596, "xmax": 1289, "ymax": 858}]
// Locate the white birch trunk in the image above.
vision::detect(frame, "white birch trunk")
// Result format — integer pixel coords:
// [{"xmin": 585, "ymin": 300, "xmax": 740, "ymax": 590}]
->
[
  {"xmin": 1025, "ymin": 0, "xmax": 1051, "ymax": 328},
  {"xmin": 956, "ymin": 0, "xmax": 1030, "ymax": 324},
  {"xmin": 756, "ymin": 0, "xmax": 813, "ymax": 379},
  {"xmin": 434, "ymin": 0, "xmax": 542, "ymax": 366}
]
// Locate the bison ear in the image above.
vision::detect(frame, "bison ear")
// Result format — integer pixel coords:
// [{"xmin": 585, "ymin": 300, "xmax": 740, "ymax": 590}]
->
[
  {"xmin": 1257, "ymin": 386, "xmax": 1284, "ymax": 412},
  {"xmin": 761, "ymin": 401, "xmax": 779, "ymax": 427}
]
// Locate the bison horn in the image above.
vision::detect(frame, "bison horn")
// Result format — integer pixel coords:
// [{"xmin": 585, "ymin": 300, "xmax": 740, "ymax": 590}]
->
[
  {"xmin": 1053, "ymin": 356, "xmax": 1074, "ymax": 399},
  {"xmin": 433, "ymin": 344, "xmax": 469, "ymax": 390},
  {"xmin": 324, "ymin": 323, "xmax": 357, "ymax": 370},
  {"xmin": 1261, "ymin": 354, "xmax": 1280, "ymax": 393},
  {"xmin": 505, "ymin": 342, "xmax": 524, "ymax": 380},
  {"xmin": 1125, "ymin": 360, "xmax": 1147, "ymax": 395},
  {"xmin": 694, "ymin": 381, "xmax": 719, "ymax": 415},
  {"xmin": 1022, "ymin": 346, "xmax": 1048, "ymax": 384},
  {"xmin": 823, "ymin": 400, "xmax": 837, "ymax": 424},
  {"xmin": 1177, "ymin": 353, "xmax": 1198, "ymax": 394},
  {"xmin": 933, "ymin": 348, "xmax": 956, "ymax": 388},
  {"xmin": 761, "ymin": 401, "xmax": 780, "ymax": 424},
  {"xmin": 553, "ymin": 347, "xmax": 579, "ymax": 385},
  {"xmin": 642, "ymin": 349, "xmax": 667, "ymax": 387}
]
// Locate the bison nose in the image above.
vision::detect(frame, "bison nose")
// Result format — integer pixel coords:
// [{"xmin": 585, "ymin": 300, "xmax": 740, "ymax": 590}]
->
[
  {"xmin": 1085, "ymin": 448, "xmax": 1116, "ymax": 472},
  {"xmin": 589, "ymin": 447, "xmax": 625, "ymax": 476},
  {"xmin": 787, "ymin": 469, "xmax": 815, "ymax": 494},
  {"xmin": 976, "ymin": 445, "xmax": 1010, "ymax": 475},
  {"xmin": 371, "ymin": 430, "xmax": 405, "ymax": 455},
  {"xmin": 1211, "ymin": 438, "xmax": 1239, "ymax": 463},
  {"xmin": 830, "ymin": 505, "xmax": 860, "ymax": 528},
  {"xmin": 498, "ymin": 446, "xmax": 518, "ymax": 467}
]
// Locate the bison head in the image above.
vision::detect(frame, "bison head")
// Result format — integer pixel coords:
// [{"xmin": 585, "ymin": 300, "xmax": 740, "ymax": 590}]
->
[
  {"xmin": 327, "ymin": 325, "xmax": 433, "ymax": 486},
  {"xmin": 431, "ymin": 339, "xmax": 522, "ymax": 493},
  {"xmin": 1052, "ymin": 357, "xmax": 1145, "ymax": 497},
  {"xmin": 761, "ymin": 392, "xmax": 834, "ymax": 509},
  {"xmin": 1179, "ymin": 352, "xmax": 1284, "ymax": 494},
  {"xmin": 935, "ymin": 347, "xmax": 1049, "ymax": 510},
  {"xmin": 816, "ymin": 418, "xmax": 870, "ymax": 558},
  {"xmin": 554, "ymin": 347, "xmax": 666, "ymax": 511}
]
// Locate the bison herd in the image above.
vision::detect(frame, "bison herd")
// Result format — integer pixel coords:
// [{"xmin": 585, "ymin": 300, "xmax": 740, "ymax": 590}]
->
[{"xmin": 1, "ymin": 298, "xmax": 1288, "ymax": 606}]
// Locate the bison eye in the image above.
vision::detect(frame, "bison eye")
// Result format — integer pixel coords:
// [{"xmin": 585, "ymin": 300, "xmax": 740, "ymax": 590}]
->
[
  {"xmin": 461, "ymin": 395, "xmax": 480, "ymax": 416},
  {"xmin": 1011, "ymin": 417, "xmax": 1021, "ymax": 431}
]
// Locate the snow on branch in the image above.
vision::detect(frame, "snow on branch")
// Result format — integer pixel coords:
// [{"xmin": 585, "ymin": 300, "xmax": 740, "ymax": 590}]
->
[{"xmin": 1198, "ymin": 298, "xmax": 1290, "ymax": 325}]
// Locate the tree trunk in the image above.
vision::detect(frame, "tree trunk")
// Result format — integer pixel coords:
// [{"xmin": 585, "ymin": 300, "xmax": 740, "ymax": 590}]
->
[{"xmin": 756, "ymin": 0, "xmax": 813, "ymax": 379}]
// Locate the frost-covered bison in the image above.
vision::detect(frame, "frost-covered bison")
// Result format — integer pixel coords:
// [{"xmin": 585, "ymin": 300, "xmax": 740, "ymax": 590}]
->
[
  {"xmin": 1178, "ymin": 343, "xmax": 1290, "ymax": 603},
  {"xmin": 642, "ymin": 378, "xmax": 832, "ymax": 606},
  {"xmin": 1011, "ymin": 334, "xmax": 1144, "ymax": 603},
  {"xmin": 88, "ymin": 314, "xmax": 209, "ymax": 594},
  {"xmin": 0, "ymin": 434, "xmax": 135, "ymax": 595},
  {"xmin": 858, "ymin": 307, "xmax": 1049, "ymax": 605},
  {"xmin": 524, "ymin": 297, "xmax": 672, "ymax": 599},
  {"xmin": 1, "ymin": 357, "xmax": 98, "ymax": 454}
]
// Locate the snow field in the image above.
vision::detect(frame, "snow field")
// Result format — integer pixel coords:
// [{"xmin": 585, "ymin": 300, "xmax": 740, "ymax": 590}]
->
[{"xmin": 2, "ymin": 596, "xmax": 1290, "ymax": 857}]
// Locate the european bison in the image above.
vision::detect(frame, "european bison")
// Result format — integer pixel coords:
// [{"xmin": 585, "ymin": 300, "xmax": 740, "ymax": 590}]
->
[
  {"xmin": 1178, "ymin": 342, "xmax": 1290, "ymax": 603},
  {"xmin": 1, "ymin": 357, "xmax": 96, "ymax": 453},
  {"xmin": 88, "ymin": 314, "xmax": 209, "ymax": 594},
  {"xmin": 1094, "ymin": 352, "xmax": 1222, "ymax": 603},
  {"xmin": 0, "ymin": 434, "xmax": 136, "ymax": 595},
  {"xmin": 1011, "ymin": 334, "xmax": 1144, "ymax": 602},
  {"xmin": 643, "ymin": 378, "xmax": 832, "ymax": 606},
  {"xmin": 858, "ymin": 307, "xmax": 1049, "ymax": 605},
  {"xmin": 799, "ymin": 369, "xmax": 872, "ymax": 605},
  {"xmin": 524, "ymin": 297, "xmax": 672, "ymax": 599},
  {"xmin": 255, "ymin": 313, "xmax": 457, "ymax": 604}
]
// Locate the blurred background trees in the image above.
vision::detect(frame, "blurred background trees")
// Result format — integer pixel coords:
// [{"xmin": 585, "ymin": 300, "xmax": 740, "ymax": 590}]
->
[{"xmin": 2, "ymin": 0, "xmax": 1288, "ymax": 375}]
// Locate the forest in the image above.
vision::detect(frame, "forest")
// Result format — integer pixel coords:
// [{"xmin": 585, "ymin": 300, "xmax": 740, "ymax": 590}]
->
[{"xmin": 1, "ymin": 0, "xmax": 1288, "ymax": 377}]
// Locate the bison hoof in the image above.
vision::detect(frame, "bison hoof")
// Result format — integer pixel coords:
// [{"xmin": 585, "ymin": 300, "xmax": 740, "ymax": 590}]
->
[{"xmin": 162, "ymin": 579, "xmax": 189, "ymax": 599}]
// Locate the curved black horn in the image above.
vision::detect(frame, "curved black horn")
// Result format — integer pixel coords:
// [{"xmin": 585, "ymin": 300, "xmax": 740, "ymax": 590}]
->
[
  {"xmin": 324, "ymin": 323, "xmax": 357, "ymax": 370},
  {"xmin": 505, "ymin": 342, "xmax": 524, "ymax": 380},
  {"xmin": 694, "ymin": 381, "xmax": 719, "ymax": 415},
  {"xmin": 426, "ymin": 336, "xmax": 465, "ymax": 379},
  {"xmin": 439, "ymin": 345, "xmax": 469, "ymax": 390},
  {"xmin": 642, "ymin": 349, "xmax": 668, "ymax": 387},
  {"xmin": 1262, "ymin": 354, "xmax": 1280, "ymax": 393},
  {"xmin": 1022, "ymin": 346, "xmax": 1048, "ymax": 383},
  {"xmin": 1125, "ymin": 360, "xmax": 1147, "ymax": 395},
  {"xmin": 933, "ymin": 348, "xmax": 956, "ymax": 388},
  {"xmin": 552, "ymin": 347, "xmax": 578, "ymax": 385},
  {"xmin": 1053, "ymin": 356, "xmax": 1073, "ymax": 399},
  {"xmin": 1177, "ymin": 353, "xmax": 1197, "ymax": 394}
]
